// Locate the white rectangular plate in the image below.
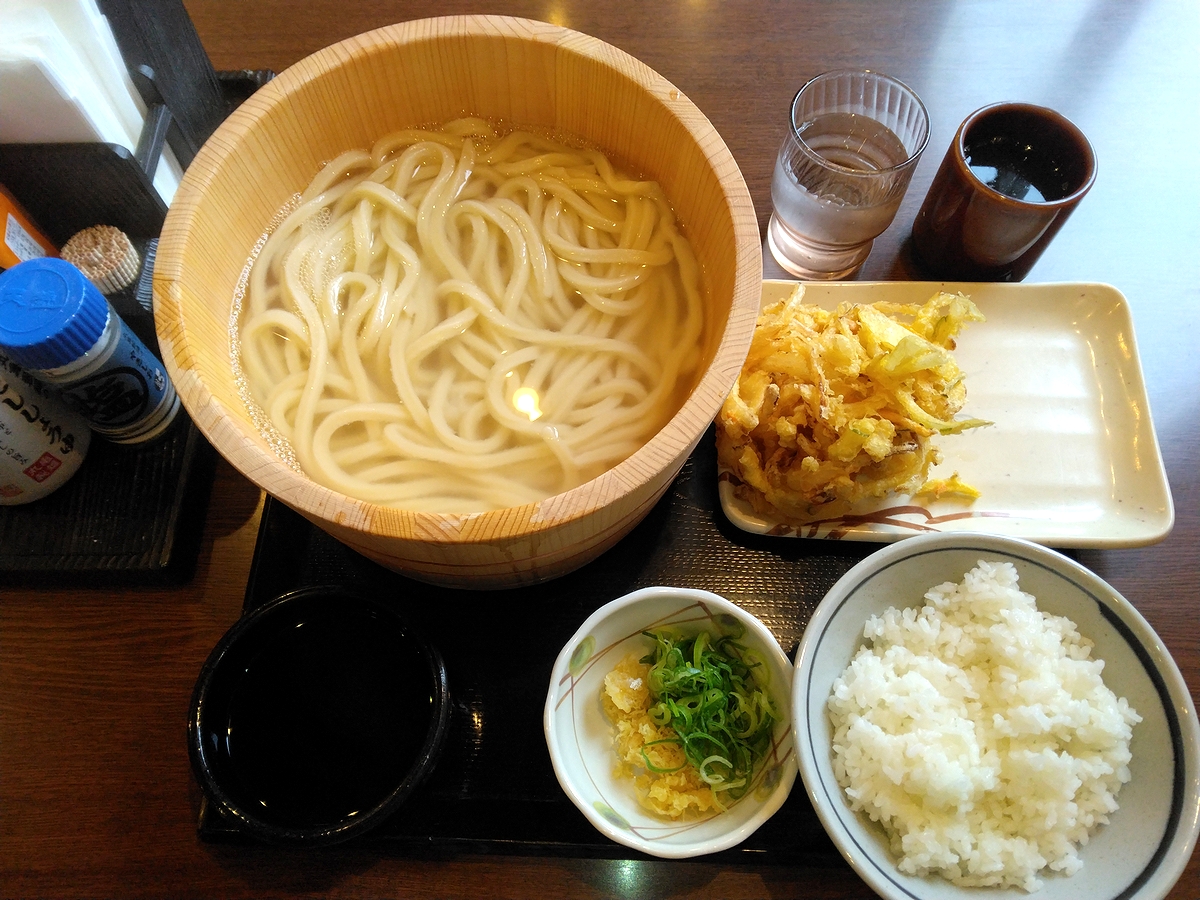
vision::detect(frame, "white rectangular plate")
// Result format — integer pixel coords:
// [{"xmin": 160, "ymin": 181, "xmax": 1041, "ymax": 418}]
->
[{"xmin": 718, "ymin": 281, "xmax": 1174, "ymax": 548}]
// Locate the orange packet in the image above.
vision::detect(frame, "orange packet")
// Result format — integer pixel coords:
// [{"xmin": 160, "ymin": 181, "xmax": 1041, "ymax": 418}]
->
[{"xmin": 0, "ymin": 184, "xmax": 57, "ymax": 269}]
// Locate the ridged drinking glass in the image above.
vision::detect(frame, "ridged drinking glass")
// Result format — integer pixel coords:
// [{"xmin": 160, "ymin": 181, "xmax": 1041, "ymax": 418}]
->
[{"xmin": 767, "ymin": 69, "xmax": 929, "ymax": 279}]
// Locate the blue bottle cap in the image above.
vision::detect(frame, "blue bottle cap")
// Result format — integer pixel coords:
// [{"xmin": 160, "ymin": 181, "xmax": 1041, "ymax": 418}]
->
[{"xmin": 0, "ymin": 257, "xmax": 109, "ymax": 370}]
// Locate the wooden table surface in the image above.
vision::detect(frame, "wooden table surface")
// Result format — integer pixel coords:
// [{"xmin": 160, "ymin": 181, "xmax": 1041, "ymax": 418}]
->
[{"xmin": 3, "ymin": 1, "xmax": 1197, "ymax": 897}]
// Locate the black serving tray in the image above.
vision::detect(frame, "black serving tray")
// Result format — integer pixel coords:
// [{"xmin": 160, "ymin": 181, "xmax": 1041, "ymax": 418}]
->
[{"xmin": 196, "ymin": 426, "xmax": 876, "ymax": 863}]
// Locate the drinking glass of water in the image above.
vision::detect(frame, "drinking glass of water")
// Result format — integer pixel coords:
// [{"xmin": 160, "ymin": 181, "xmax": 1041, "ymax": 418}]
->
[{"xmin": 767, "ymin": 69, "xmax": 929, "ymax": 279}]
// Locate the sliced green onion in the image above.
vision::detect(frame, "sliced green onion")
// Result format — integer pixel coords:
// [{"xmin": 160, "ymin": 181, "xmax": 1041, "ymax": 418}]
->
[
  {"xmin": 639, "ymin": 738, "xmax": 686, "ymax": 773},
  {"xmin": 639, "ymin": 628, "xmax": 778, "ymax": 806}
]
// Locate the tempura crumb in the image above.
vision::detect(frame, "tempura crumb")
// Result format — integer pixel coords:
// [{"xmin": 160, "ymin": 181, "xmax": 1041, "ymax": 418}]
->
[{"xmin": 915, "ymin": 472, "xmax": 981, "ymax": 501}]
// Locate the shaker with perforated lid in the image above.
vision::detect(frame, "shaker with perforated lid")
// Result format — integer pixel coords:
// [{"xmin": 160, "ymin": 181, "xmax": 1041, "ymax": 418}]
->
[{"xmin": 0, "ymin": 257, "xmax": 179, "ymax": 444}]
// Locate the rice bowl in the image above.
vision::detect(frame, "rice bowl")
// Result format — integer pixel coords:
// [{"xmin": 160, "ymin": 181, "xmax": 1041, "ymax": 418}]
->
[
  {"xmin": 793, "ymin": 532, "xmax": 1200, "ymax": 900},
  {"xmin": 826, "ymin": 559, "xmax": 1139, "ymax": 891}
]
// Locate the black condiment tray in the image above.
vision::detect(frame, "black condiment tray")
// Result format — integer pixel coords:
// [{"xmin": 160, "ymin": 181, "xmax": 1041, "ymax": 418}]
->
[
  {"xmin": 0, "ymin": 240, "xmax": 216, "ymax": 586},
  {"xmin": 196, "ymin": 427, "xmax": 873, "ymax": 863},
  {"xmin": 0, "ymin": 69, "xmax": 274, "ymax": 586}
]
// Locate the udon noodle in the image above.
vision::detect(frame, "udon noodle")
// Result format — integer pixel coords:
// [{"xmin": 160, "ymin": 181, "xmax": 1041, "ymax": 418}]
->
[{"xmin": 239, "ymin": 118, "xmax": 704, "ymax": 513}]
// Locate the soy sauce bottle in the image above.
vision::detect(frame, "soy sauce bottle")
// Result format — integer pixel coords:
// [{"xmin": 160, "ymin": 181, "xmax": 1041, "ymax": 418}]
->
[{"xmin": 0, "ymin": 258, "xmax": 179, "ymax": 444}]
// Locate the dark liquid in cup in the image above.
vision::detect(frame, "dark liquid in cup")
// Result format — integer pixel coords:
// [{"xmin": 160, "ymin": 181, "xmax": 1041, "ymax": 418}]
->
[
  {"xmin": 217, "ymin": 605, "xmax": 431, "ymax": 828},
  {"xmin": 911, "ymin": 103, "xmax": 1094, "ymax": 281},
  {"xmin": 965, "ymin": 133, "xmax": 1075, "ymax": 203}
]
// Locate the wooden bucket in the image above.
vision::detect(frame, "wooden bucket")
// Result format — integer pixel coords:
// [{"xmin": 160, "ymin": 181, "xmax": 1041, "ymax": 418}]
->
[{"xmin": 154, "ymin": 15, "xmax": 761, "ymax": 588}]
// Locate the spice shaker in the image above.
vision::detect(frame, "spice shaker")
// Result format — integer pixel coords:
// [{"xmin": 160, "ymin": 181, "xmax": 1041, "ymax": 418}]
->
[
  {"xmin": 0, "ymin": 257, "xmax": 179, "ymax": 444},
  {"xmin": 0, "ymin": 351, "xmax": 91, "ymax": 504}
]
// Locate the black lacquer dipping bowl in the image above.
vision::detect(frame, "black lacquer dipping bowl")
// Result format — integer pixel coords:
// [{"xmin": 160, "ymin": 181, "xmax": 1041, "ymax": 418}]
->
[{"xmin": 188, "ymin": 586, "xmax": 450, "ymax": 845}]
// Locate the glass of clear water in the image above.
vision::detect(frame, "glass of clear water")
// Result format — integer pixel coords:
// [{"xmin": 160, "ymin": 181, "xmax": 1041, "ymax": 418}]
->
[{"xmin": 767, "ymin": 70, "xmax": 929, "ymax": 279}]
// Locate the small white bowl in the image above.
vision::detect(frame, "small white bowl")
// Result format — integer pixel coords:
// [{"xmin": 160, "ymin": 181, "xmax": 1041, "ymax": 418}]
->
[
  {"xmin": 545, "ymin": 586, "xmax": 797, "ymax": 858},
  {"xmin": 793, "ymin": 532, "xmax": 1200, "ymax": 900}
]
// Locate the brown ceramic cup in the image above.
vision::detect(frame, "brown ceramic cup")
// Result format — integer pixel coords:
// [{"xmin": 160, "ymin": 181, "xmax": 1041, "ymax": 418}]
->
[{"xmin": 910, "ymin": 103, "xmax": 1096, "ymax": 281}]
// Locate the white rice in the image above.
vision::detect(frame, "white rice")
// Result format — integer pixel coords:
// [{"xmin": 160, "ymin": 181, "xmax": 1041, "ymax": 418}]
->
[{"xmin": 827, "ymin": 560, "xmax": 1140, "ymax": 892}]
